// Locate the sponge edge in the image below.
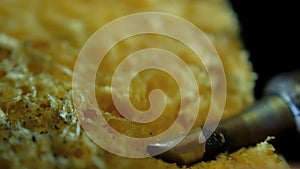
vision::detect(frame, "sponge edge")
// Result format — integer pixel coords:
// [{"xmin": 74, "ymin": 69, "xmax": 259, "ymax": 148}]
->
[
  {"xmin": 93, "ymin": 139, "xmax": 291, "ymax": 169},
  {"xmin": 195, "ymin": 139, "xmax": 290, "ymax": 169},
  {"xmin": 0, "ymin": 0, "xmax": 290, "ymax": 168}
]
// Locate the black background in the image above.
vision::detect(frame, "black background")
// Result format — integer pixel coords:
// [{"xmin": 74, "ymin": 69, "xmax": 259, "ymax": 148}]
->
[
  {"xmin": 229, "ymin": 0, "xmax": 299, "ymax": 162},
  {"xmin": 229, "ymin": 0, "xmax": 298, "ymax": 98}
]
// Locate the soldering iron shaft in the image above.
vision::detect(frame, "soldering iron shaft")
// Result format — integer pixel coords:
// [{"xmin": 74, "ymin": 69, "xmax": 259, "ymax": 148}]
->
[{"xmin": 147, "ymin": 70, "xmax": 300, "ymax": 165}]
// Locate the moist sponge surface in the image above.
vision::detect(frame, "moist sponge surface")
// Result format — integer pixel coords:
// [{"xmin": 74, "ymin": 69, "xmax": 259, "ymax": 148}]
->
[{"xmin": 0, "ymin": 0, "xmax": 289, "ymax": 168}]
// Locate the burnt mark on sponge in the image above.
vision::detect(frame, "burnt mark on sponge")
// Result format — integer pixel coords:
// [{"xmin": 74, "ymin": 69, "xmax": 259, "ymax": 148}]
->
[
  {"xmin": 0, "ymin": 46, "xmax": 12, "ymax": 62},
  {"xmin": 17, "ymin": 136, "xmax": 23, "ymax": 143},
  {"xmin": 32, "ymin": 136, "xmax": 36, "ymax": 142},
  {"xmin": 21, "ymin": 86, "xmax": 31, "ymax": 96},
  {"xmin": 40, "ymin": 131, "xmax": 48, "ymax": 134},
  {"xmin": 39, "ymin": 102, "xmax": 50, "ymax": 109},
  {"xmin": 0, "ymin": 70, "xmax": 7, "ymax": 78}
]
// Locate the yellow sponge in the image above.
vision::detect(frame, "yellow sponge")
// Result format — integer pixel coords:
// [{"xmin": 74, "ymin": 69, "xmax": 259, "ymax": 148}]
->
[{"xmin": 0, "ymin": 0, "xmax": 289, "ymax": 168}]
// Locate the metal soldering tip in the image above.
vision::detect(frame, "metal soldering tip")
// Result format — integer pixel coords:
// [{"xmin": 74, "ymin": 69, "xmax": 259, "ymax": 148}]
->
[
  {"xmin": 147, "ymin": 128, "xmax": 226, "ymax": 165},
  {"xmin": 147, "ymin": 144, "xmax": 189, "ymax": 164}
]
